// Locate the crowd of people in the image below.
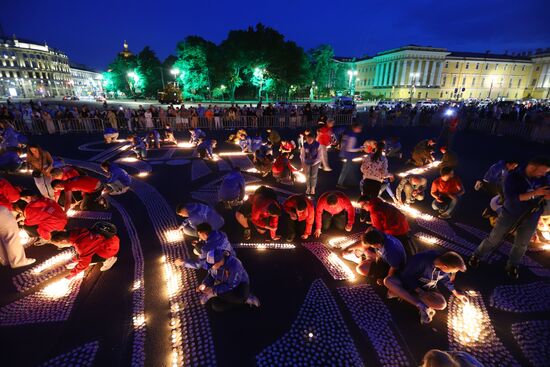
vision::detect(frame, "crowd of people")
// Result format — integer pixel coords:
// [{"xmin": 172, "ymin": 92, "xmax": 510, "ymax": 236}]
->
[{"xmin": 1, "ymin": 103, "xmax": 549, "ymax": 366}]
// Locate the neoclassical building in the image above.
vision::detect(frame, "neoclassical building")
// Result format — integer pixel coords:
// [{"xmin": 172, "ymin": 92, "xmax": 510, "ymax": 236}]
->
[
  {"xmin": 69, "ymin": 62, "xmax": 104, "ymax": 97},
  {"xmin": 0, "ymin": 36, "xmax": 74, "ymax": 98},
  {"xmin": 350, "ymin": 45, "xmax": 550, "ymax": 101}
]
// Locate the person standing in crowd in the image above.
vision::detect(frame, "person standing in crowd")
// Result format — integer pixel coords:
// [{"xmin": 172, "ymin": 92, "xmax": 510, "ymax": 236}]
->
[
  {"xmin": 26, "ymin": 143, "xmax": 54, "ymax": 199},
  {"xmin": 344, "ymin": 228, "xmax": 406, "ymax": 283},
  {"xmin": 358, "ymin": 195, "xmax": 416, "ymax": 256},
  {"xmin": 100, "ymin": 161, "xmax": 132, "ymax": 195},
  {"xmin": 197, "ymin": 249, "xmax": 260, "ymax": 311},
  {"xmin": 0, "ymin": 177, "xmax": 20, "ymax": 210},
  {"xmin": 0, "ymin": 205, "xmax": 35, "ymax": 268},
  {"xmin": 176, "ymin": 202, "xmax": 225, "ymax": 238},
  {"xmin": 317, "ymin": 118, "xmax": 334, "ymax": 171},
  {"xmin": 301, "ymin": 133, "xmax": 321, "ymax": 195},
  {"xmin": 409, "ymin": 138, "xmax": 436, "ymax": 167},
  {"xmin": 218, "ymin": 167, "xmax": 246, "ymax": 209},
  {"xmin": 283, "ymin": 194, "xmax": 315, "ymax": 242},
  {"xmin": 337, "ymin": 122, "xmax": 363, "ymax": 189},
  {"xmin": 50, "ymin": 222, "xmax": 119, "ymax": 279},
  {"xmin": 314, "ymin": 191, "xmax": 355, "ymax": 238},
  {"xmin": 384, "ymin": 250, "xmax": 468, "ymax": 324},
  {"xmin": 469, "ymin": 156, "xmax": 550, "ymax": 279},
  {"xmin": 430, "ymin": 167, "xmax": 465, "ymax": 219},
  {"xmin": 360, "ymin": 141, "xmax": 393, "ymax": 199},
  {"xmin": 396, "ymin": 175, "xmax": 427, "ymax": 205}
]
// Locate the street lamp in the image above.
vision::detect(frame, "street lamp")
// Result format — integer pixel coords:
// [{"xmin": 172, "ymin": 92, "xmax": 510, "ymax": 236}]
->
[
  {"xmin": 127, "ymin": 71, "xmax": 139, "ymax": 98},
  {"xmin": 347, "ymin": 69, "xmax": 358, "ymax": 96},
  {"xmin": 170, "ymin": 68, "xmax": 180, "ymax": 87},
  {"xmin": 409, "ymin": 72, "xmax": 420, "ymax": 103}
]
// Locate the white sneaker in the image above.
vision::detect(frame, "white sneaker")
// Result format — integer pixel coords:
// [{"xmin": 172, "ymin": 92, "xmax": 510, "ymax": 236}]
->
[
  {"xmin": 323, "ymin": 167, "xmax": 332, "ymax": 172},
  {"xmin": 12, "ymin": 258, "xmax": 36, "ymax": 269},
  {"xmin": 419, "ymin": 306, "xmax": 436, "ymax": 324},
  {"xmin": 100, "ymin": 257, "xmax": 118, "ymax": 271},
  {"xmin": 246, "ymin": 294, "xmax": 261, "ymax": 307}
]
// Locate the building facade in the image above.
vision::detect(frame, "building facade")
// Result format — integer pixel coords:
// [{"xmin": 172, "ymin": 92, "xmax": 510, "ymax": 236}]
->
[
  {"xmin": 69, "ymin": 63, "xmax": 104, "ymax": 97},
  {"xmin": 0, "ymin": 37, "xmax": 74, "ymax": 98},
  {"xmin": 350, "ymin": 45, "xmax": 550, "ymax": 101}
]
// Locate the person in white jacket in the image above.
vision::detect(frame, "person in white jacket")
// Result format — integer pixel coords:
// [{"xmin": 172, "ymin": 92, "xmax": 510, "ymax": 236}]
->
[{"xmin": 0, "ymin": 206, "xmax": 35, "ymax": 268}]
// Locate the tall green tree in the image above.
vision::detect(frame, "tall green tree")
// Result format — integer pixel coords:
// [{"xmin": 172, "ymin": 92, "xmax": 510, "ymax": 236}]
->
[
  {"xmin": 173, "ymin": 36, "xmax": 218, "ymax": 100},
  {"xmin": 103, "ymin": 54, "xmax": 138, "ymax": 97},
  {"xmin": 309, "ymin": 45, "xmax": 336, "ymax": 96},
  {"xmin": 136, "ymin": 46, "xmax": 163, "ymax": 98}
]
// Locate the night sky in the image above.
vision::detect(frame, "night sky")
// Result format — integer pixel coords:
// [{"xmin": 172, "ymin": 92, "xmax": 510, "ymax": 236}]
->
[{"xmin": 3, "ymin": 0, "xmax": 549, "ymax": 70}]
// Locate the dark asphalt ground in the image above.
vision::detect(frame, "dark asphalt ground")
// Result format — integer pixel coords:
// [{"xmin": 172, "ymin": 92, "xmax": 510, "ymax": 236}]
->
[{"xmin": 0, "ymin": 124, "xmax": 548, "ymax": 367}]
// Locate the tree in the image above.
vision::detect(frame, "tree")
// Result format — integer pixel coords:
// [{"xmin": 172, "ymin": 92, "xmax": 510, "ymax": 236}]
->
[
  {"xmin": 136, "ymin": 46, "xmax": 164, "ymax": 98},
  {"xmin": 309, "ymin": 45, "xmax": 335, "ymax": 96},
  {"xmin": 103, "ymin": 54, "xmax": 138, "ymax": 97},
  {"xmin": 173, "ymin": 36, "xmax": 218, "ymax": 100}
]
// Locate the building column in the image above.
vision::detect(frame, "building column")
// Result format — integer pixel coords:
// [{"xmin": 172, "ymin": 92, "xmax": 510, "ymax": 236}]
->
[
  {"xmin": 408, "ymin": 60, "xmax": 417, "ymax": 85},
  {"xmin": 394, "ymin": 60, "xmax": 402, "ymax": 86},
  {"xmin": 388, "ymin": 61, "xmax": 396, "ymax": 86},
  {"xmin": 435, "ymin": 62, "xmax": 443, "ymax": 86},
  {"xmin": 400, "ymin": 60, "xmax": 408, "ymax": 85},
  {"xmin": 537, "ymin": 63, "xmax": 549, "ymax": 87},
  {"xmin": 415, "ymin": 60, "xmax": 422, "ymax": 85},
  {"xmin": 429, "ymin": 61, "xmax": 437, "ymax": 86},
  {"xmin": 381, "ymin": 62, "xmax": 388, "ymax": 86},
  {"xmin": 374, "ymin": 64, "xmax": 380, "ymax": 86},
  {"xmin": 421, "ymin": 60, "xmax": 429, "ymax": 86}
]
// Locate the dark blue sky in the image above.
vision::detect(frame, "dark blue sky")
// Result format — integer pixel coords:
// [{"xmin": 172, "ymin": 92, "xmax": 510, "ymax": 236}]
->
[{"xmin": 3, "ymin": 0, "xmax": 549, "ymax": 70}]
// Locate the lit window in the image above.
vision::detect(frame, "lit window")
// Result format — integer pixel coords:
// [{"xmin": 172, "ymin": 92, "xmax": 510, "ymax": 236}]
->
[
  {"xmin": 471, "ymin": 77, "xmax": 476, "ymax": 86},
  {"xmin": 455, "ymin": 62, "xmax": 459, "ymax": 68},
  {"xmin": 495, "ymin": 64, "xmax": 498, "ymax": 70},
  {"xmin": 485, "ymin": 64, "xmax": 489, "ymax": 70},
  {"xmin": 513, "ymin": 65, "xmax": 516, "ymax": 71},
  {"xmin": 522, "ymin": 65, "xmax": 525, "ymax": 71},
  {"xmin": 445, "ymin": 62, "xmax": 448, "ymax": 68},
  {"xmin": 462, "ymin": 77, "xmax": 466, "ymax": 86},
  {"xmin": 517, "ymin": 79, "xmax": 521, "ymax": 87},
  {"xmin": 508, "ymin": 79, "xmax": 513, "ymax": 88},
  {"xmin": 465, "ymin": 63, "xmax": 469, "ymax": 69},
  {"xmin": 476, "ymin": 63, "xmax": 479, "ymax": 69},
  {"xmin": 452, "ymin": 76, "xmax": 457, "ymax": 86},
  {"xmin": 531, "ymin": 79, "xmax": 536, "ymax": 86}
]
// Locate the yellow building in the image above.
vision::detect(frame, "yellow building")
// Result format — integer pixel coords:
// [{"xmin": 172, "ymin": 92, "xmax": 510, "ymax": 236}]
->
[{"xmin": 352, "ymin": 45, "xmax": 550, "ymax": 101}]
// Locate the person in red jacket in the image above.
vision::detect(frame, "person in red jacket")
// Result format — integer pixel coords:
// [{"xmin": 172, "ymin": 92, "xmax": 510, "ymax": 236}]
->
[
  {"xmin": 51, "ymin": 165, "xmax": 81, "ymax": 203},
  {"xmin": 236, "ymin": 186, "xmax": 281, "ymax": 240},
  {"xmin": 0, "ymin": 177, "xmax": 20, "ymax": 210},
  {"xmin": 272, "ymin": 152, "xmax": 296, "ymax": 185},
  {"xmin": 430, "ymin": 167, "xmax": 465, "ymax": 219},
  {"xmin": 358, "ymin": 195, "xmax": 416, "ymax": 256},
  {"xmin": 314, "ymin": 191, "xmax": 355, "ymax": 238},
  {"xmin": 51, "ymin": 175, "xmax": 105, "ymax": 212},
  {"xmin": 316, "ymin": 118, "xmax": 334, "ymax": 171},
  {"xmin": 283, "ymin": 194, "xmax": 315, "ymax": 241},
  {"xmin": 16, "ymin": 190, "xmax": 68, "ymax": 241},
  {"xmin": 50, "ymin": 226, "xmax": 119, "ymax": 279}
]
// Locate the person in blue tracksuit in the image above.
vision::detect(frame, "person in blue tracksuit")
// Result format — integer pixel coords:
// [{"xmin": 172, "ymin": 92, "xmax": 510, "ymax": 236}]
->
[
  {"xmin": 250, "ymin": 135, "xmax": 263, "ymax": 154},
  {"xmin": 129, "ymin": 135, "xmax": 147, "ymax": 159},
  {"xmin": 337, "ymin": 122, "xmax": 363, "ymax": 188},
  {"xmin": 181, "ymin": 222, "xmax": 234, "ymax": 268},
  {"xmin": 0, "ymin": 122, "xmax": 22, "ymax": 150},
  {"xmin": 218, "ymin": 168, "xmax": 246, "ymax": 208},
  {"xmin": 475, "ymin": 159, "xmax": 519, "ymax": 199},
  {"xmin": 189, "ymin": 127, "xmax": 206, "ymax": 145},
  {"xmin": 238, "ymin": 134, "xmax": 252, "ymax": 153},
  {"xmin": 197, "ymin": 248, "xmax": 260, "ymax": 311},
  {"xmin": 195, "ymin": 138, "xmax": 217, "ymax": 160},
  {"xmin": 384, "ymin": 250, "xmax": 468, "ymax": 324},
  {"xmin": 176, "ymin": 202, "xmax": 224, "ymax": 237},
  {"xmin": 101, "ymin": 161, "xmax": 132, "ymax": 195},
  {"xmin": 0, "ymin": 148, "xmax": 23, "ymax": 173},
  {"xmin": 103, "ymin": 126, "xmax": 119, "ymax": 144}
]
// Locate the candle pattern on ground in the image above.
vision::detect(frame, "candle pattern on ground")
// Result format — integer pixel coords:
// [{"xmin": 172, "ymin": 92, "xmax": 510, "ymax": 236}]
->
[
  {"xmin": 130, "ymin": 179, "xmax": 216, "ymax": 367},
  {"xmin": 490, "ymin": 281, "xmax": 550, "ymax": 313},
  {"xmin": 227, "ymin": 154, "xmax": 255, "ymax": 170},
  {"xmin": 66, "ymin": 210, "xmax": 112, "ymax": 221},
  {"xmin": 166, "ymin": 159, "xmax": 191, "ymax": 166},
  {"xmin": 338, "ymin": 284, "xmax": 411, "ymax": 367},
  {"xmin": 13, "ymin": 249, "xmax": 76, "ymax": 292},
  {"xmin": 110, "ymin": 198, "xmax": 146, "ymax": 367},
  {"xmin": 0, "ymin": 274, "xmax": 84, "ymax": 326},
  {"xmin": 511, "ymin": 320, "xmax": 550, "ymax": 367},
  {"xmin": 447, "ymin": 292, "xmax": 518, "ymax": 366},
  {"xmin": 115, "ymin": 157, "xmax": 152, "ymax": 176},
  {"xmin": 303, "ymin": 242, "xmax": 356, "ymax": 280},
  {"xmin": 39, "ymin": 341, "xmax": 99, "ymax": 367},
  {"xmin": 191, "ymin": 159, "xmax": 212, "ymax": 181},
  {"xmin": 413, "ymin": 232, "xmax": 472, "ymax": 256},
  {"xmin": 232, "ymin": 242, "xmax": 296, "ymax": 250},
  {"xmin": 327, "ymin": 232, "xmax": 363, "ymax": 249},
  {"xmin": 256, "ymin": 279, "xmax": 364, "ymax": 367}
]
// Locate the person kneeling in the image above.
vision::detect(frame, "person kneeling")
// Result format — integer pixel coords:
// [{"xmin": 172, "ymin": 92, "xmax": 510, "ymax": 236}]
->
[
  {"xmin": 197, "ymin": 249, "xmax": 260, "ymax": 311},
  {"xmin": 179, "ymin": 223, "xmax": 234, "ymax": 269},
  {"xmin": 314, "ymin": 191, "xmax": 355, "ymax": 238},
  {"xmin": 218, "ymin": 168, "xmax": 245, "ymax": 209},
  {"xmin": 430, "ymin": 167, "xmax": 465, "ymax": 219},
  {"xmin": 235, "ymin": 186, "xmax": 281, "ymax": 240},
  {"xmin": 283, "ymin": 194, "xmax": 315, "ymax": 242},
  {"xmin": 50, "ymin": 222, "xmax": 119, "ymax": 279},
  {"xmin": 176, "ymin": 202, "xmax": 224, "ymax": 238},
  {"xmin": 101, "ymin": 161, "xmax": 132, "ymax": 195},
  {"xmin": 384, "ymin": 250, "xmax": 468, "ymax": 324},
  {"xmin": 345, "ymin": 228, "xmax": 406, "ymax": 288}
]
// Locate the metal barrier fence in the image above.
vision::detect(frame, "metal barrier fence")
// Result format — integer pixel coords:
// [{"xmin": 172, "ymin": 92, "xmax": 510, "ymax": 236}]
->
[
  {"xmin": 464, "ymin": 118, "xmax": 549, "ymax": 143},
  {"xmin": 7, "ymin": 114, "xmax": 354, "ymax": 135}
]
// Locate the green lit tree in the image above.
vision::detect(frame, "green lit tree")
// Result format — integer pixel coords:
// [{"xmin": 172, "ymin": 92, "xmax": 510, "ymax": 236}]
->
[
  {"xmin": 136, "ymin": 46, "xmax": 164, "ymax": 98},
  {"xmin": 103, "ymin": 54, "xmax": 138, "ymax": 97},
  {"xmin": 173, "ymin": 36, "xmax": 218, "ymax": 100},
  {"xmin": 309, "ymin": 45, "xmax": 335, "ymax": 97}
]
